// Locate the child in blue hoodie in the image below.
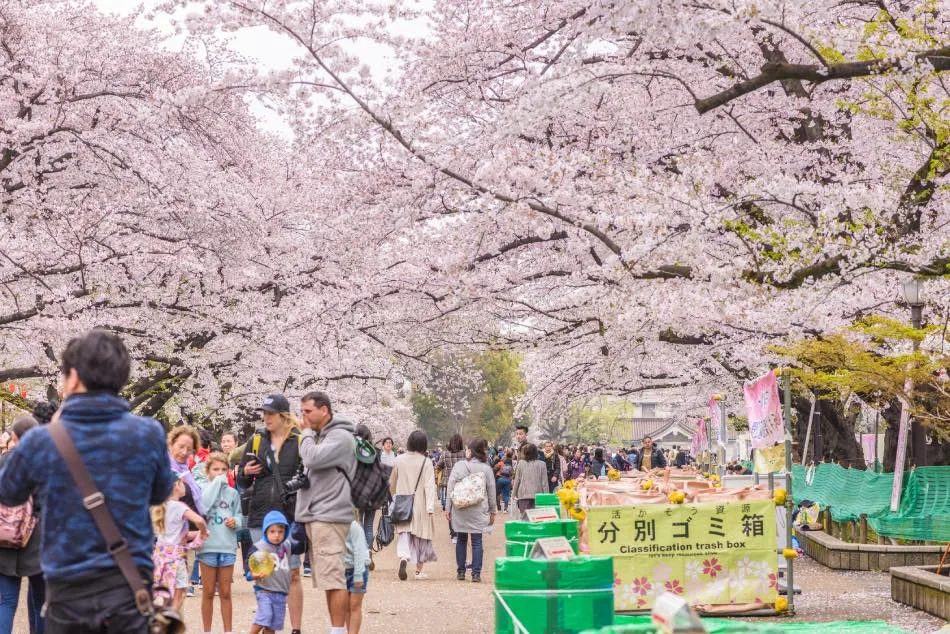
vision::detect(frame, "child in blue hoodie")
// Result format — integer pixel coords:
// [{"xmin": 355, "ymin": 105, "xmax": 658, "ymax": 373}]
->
[
  {"xmin": 344, "ymin": 519, "xmax": 370, "ymax": 634},
  {"xmin": 248, "ymin": 511, "xmax": 305, "ymax": 634},
  {"xmin": 198, "ymin": 452, "xmax": 243, "ymax": 634}
]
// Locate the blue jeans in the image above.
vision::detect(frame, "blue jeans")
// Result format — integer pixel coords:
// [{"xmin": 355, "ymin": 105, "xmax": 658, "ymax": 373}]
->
[
  {"xmin": 0, "ymin": 573, "xmax": 45, "ymax": 634},
  {"xmin": 359, "ymin": 508, "xmax": 376, "ymax": 550},
  {"xmin": 497, "ymin": 477, "xmax": 512, "ymax": 508},
  {"xmin": 455, "ymin": 532, "xmax": 483, "ymax": 576}
]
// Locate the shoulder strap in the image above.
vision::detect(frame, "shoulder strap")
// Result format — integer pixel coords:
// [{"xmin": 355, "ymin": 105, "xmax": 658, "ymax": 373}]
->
[
  {"xmin": 47, "ymin": 413, "xmax": 153, "ymax": 618},
  {"xmin": 412, "ymin": 457, "xmax": 426, "ymax": 493}
]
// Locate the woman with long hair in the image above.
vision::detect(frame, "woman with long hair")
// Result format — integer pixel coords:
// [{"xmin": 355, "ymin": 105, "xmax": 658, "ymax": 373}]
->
[
  {"xmin": 389, "ymin": 430, "xmax": 438, "ymax": 581},
  {"xmin": 446, "ymin": 438, "xmax": 496, "ymax": 582},
  {"xmin": 236, "ymin": 394, "xmax": 304, "ymax": 632},
  {"xmin": 436, "ymin": 434, "xmax": 465, "ymax": 542}
]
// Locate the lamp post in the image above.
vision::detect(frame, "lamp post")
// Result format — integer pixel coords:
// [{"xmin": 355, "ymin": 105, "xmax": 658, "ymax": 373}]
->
[
  {"xmin": 891, "ymin": 278, "xmax": 926, "ymax": 511},
  {"xmin": 902, "ymin": 279, "xmax": 929, "ymax": 469}
]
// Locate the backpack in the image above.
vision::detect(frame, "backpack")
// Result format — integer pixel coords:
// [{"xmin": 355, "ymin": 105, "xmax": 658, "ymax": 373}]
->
[
  {"xmin": 0, "ymin": 498, "xmax": 36, "ymax": 548},
  {"xmin": 500, "ymin": 465, "xmax": 513, "ymax": 477},
  {"xmin": 339, "ymin": 435, "xmax": 393, "ymax": 511},
  {"xmin": 450, "ymin": 463, "xmax": 487, "ymax": 509}
]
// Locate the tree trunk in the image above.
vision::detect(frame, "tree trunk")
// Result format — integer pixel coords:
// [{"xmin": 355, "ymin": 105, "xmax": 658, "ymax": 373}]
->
[{"xmin": 792, "ymin": 394, "xmax": 865, "ymax": 468}]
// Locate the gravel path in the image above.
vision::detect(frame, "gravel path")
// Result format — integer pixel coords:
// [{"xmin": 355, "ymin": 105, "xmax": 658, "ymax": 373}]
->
[
  {"xmin": 13, "ymin": 513, "xmax": 946, "ymax": 632},
  {"xmin": 735, "ymin": 556, "xmax": 947, "ymax": 633}
]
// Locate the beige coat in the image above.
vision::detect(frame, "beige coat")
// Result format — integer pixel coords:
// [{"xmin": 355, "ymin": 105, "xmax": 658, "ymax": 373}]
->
[{"xmin": 389, "ymin": 452, "xmax": 437, "ymax": 541}]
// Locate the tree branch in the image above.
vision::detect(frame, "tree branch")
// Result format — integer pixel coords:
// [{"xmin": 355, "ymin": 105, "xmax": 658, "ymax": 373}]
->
[{"xmin": 695, "ymin": 46, "xmax": 950, "ymax": 114}]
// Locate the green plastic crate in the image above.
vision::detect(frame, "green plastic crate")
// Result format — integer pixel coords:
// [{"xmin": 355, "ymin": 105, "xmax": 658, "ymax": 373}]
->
[
  {"xmin": 535, "ymin": 493, "xmax": 560, "ymax": 507},
  {"xmin": 495, "ymin": 557, "xmax": 614, "ymax": 634}
]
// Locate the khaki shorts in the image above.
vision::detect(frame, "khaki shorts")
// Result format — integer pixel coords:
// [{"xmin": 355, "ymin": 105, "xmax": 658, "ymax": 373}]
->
[{"xmin": 306, "ymin": 522, "xmax": 350, "ymax": 591}]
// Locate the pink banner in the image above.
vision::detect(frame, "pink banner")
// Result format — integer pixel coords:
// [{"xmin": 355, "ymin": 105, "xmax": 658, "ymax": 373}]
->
[
  {"xmin": 743, "ymin": 370, "xmax": 786, "ymax": 449},
  {"xmin": 691, "ymin": 418, "xmax": 707, "ymax": 456}
]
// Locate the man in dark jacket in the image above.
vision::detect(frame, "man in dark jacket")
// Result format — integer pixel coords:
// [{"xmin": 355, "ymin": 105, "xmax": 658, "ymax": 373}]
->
[
  {"xmin": 0, "ymin": 330, "xmax": 177, "ymax": 634},
  {"xmin": 634, "ymin": 436, "xmax": 667, "ymax": 471}
]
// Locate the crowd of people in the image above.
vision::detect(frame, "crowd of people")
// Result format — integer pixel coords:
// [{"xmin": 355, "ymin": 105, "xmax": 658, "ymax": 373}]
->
[{"xmin": 0, "ymin": 329, "xmax": 708, "ymax": 634}]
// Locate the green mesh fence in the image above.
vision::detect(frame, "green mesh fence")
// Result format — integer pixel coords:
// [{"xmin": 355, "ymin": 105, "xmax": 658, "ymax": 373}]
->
[{"xmin": 791, "ymin": 463, "xmax": 950, "ymax": 542}]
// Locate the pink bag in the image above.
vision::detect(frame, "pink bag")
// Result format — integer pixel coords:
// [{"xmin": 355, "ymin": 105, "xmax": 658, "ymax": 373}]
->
[{"xmin": 0, "ymin": 499, "xmax": 36, "ymax": 548}]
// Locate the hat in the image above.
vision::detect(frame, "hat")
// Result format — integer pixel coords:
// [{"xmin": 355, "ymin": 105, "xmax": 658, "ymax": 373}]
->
[
  {"xmin": 256, "ymin": 394, "xmax": 290, "ymax": 414},
  {"xmin": 262, "ymin": 510, "xmax": 289, "ymax": 534}
]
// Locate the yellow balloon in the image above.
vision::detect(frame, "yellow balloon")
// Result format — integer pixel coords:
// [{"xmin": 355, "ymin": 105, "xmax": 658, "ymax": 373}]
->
[{"xmin": 249, "ymin": 551, "xmax": 276, "ymax": 577}]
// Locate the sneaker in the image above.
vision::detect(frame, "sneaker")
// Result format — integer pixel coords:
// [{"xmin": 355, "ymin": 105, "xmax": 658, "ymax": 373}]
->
[
  {"xmin": 303, "ymin": 567, "xmax": 312, "ymax": 578},
  {"xmin": 472, "ymin": 574, "xmax": 481, "ymax": 583},
  {"xmin": 398, "ymin": 559, "xmax": 408, "ymax": 581},
  {"xmin": 414, "ymin": 571, "xmax": 429, "ymax": 580},
  {"xmin": 186, "ymin": 586, "xmax": 196, "ymax": 598},
  {"xmin": 457, "ymin": 572, "xmax": 466, "ymax": 581}
]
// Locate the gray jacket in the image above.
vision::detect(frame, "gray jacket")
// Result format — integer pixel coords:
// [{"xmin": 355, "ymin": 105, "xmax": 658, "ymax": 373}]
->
[
  {"xmin": 295, "ymin": 417, "xmax": 356, "ymax": 525},
  {"xmin": 446, "ymin": 459, "xmax": 497, "ymax": 534},
  {"xmin": 512, "ymin": 459, "xmax": 548, "ymax": 501}
]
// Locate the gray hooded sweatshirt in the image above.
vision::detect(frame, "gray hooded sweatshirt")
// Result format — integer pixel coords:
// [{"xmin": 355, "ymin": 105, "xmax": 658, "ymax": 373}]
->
[{"xmin": 295, "ymin": 416, "xmax": 357, "ymax": 525}]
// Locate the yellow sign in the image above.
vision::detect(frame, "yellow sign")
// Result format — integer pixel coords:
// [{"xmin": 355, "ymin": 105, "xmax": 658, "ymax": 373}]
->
[
  {"xmin": 753, "ymin": 444, "xmax": 786, "ymax": 474},
  {"xmin": 588, "ymin": 501, "xmax": 778, "ymax": 610}
]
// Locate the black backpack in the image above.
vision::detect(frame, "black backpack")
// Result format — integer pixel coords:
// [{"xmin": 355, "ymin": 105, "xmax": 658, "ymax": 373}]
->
[{"xmin": 338, "ymin": 436, "xmax": 393, "ymax": 511}]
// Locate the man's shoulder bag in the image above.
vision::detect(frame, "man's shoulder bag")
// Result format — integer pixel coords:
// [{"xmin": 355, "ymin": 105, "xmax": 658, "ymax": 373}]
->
[{"xmin": 48, "ymin": 414, "xmax": 184, "ymax": 634}]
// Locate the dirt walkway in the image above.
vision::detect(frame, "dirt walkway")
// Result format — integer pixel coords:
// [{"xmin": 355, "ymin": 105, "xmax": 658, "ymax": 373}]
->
[{"xmin": 182, "ymin": 512, "xmax": 502, "ymax": 633}]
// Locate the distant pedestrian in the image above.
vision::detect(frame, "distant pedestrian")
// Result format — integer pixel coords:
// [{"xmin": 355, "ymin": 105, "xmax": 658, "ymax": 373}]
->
[
  {"xmin": 436, "ymin": 434, "xmax": 465, "ymax": 540},
  {"xmin": 589, "ymin": 447, "xmax": 607, "ymax": 478},
  {"xmin": 447, "ymin": 438, "xmax": 496, "ymax": 582},
  {"xmin": 542, "ymin": 441, "xmax": 561, "ymax": 492},
  {"xmin": 379, "ymin": 437, "xmax": 396, "ymax": 468},
  {"xmin": 512, "ymin": 443, "xmax": 548, "ymax": 519},
  {"xmin": 390, "ymin": 430, "xmax": 438, "ymax": 581}
]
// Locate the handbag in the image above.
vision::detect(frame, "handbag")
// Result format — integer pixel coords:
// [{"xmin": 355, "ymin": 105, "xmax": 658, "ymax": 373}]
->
[
  {"xmin": 389, "ymin": 460, "xmax": 426, "ymax": 523},
  {"xmin": 374, "ymin": 513, "xmax": 394, "ymax": 551},
  {"xmin": 48, "ymin": 414, "xmax": 184, "ymax": 634},
  {"xmin": 0, "ymin": 498, "xmax": 36, "ymax": 548},
  {"xmin": 450, "ymin": 463, "xmax": 486, "ymax": 509}
]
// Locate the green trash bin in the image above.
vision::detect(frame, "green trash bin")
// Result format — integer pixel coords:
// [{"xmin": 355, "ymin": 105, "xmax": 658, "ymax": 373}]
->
[
  {"xmin": 504, "ymin": 520, "xmax": 579, "ymax": 557},
  {"xmin": 495, "ymin": 556, "xmax": 614, "ymax": 634}
]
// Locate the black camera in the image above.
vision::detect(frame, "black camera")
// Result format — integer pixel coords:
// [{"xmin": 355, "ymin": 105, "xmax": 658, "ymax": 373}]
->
[{"xmin": 282, "ymin": 466, "xmax": 310, "ymax": 501}]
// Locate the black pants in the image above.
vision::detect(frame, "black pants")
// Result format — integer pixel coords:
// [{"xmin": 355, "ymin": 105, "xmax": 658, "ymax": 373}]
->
[{"xmin": 45, "ymin": 584, "xmax": 149, "ymax": 634}]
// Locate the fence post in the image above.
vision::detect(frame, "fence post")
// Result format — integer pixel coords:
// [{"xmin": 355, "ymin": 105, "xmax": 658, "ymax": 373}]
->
[
  {"xmin": 823, "ymin": 508, "xmax": 832, "ymax": 535},
  {"xmin": 859, "ymin": 515, "xmax": 868, "ymax": 544}
]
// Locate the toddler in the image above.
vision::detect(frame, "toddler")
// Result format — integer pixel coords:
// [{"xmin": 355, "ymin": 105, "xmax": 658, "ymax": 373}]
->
[{"xmin": 248, "ymin": 511, "xmax": 304, "ymax": 634}]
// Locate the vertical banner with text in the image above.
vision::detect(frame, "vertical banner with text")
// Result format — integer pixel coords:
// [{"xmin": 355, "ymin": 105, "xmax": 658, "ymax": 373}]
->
[
  {"xmin": 744, "ymin": 371, "xmax": 786, "ymax": 449},
  {"xmin": 588, "ymin": 501, "xmax": 778, "ymax": 611}
]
